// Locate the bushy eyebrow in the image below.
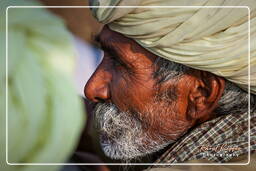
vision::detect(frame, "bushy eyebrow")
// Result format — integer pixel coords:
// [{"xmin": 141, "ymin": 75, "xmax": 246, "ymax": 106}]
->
[
  {"xmin": 94, "ymin": 34, "xmax": 111, "ymax": 51},
  {"xmin": 94, "ymin": 34, "xmax": 128, "ymax": 67},
  {"xmin": 94, "ymin": 34, "xmax": 100, "ymax": 44},
  {"xmin": 94, "ymin": 34, "xmax": 122, "ymax": 59}
]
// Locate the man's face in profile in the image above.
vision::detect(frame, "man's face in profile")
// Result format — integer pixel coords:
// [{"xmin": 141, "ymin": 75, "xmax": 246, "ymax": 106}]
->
[{"xmin": 84, "ymin": 26, "xmax": 224, "ymax": 160}]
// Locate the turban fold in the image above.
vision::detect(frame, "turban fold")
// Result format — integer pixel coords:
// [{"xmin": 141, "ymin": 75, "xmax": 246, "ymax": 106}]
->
[
  {"xmin": 0, "ymin": 0, "xmax": 85, "ymax": 171},
  {"xmin": 90, "ymin": 0, "xmax": 256, "ymax": 94}
]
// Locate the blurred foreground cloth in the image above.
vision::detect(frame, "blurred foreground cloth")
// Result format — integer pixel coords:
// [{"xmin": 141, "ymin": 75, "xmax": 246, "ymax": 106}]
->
[
  {"xmin": 91, "ymin": 0, "xmax": 256, "ymax": 94},
  {"xmin": 0, "ymin": 0, "xmax": 85, "ymax": 171}
]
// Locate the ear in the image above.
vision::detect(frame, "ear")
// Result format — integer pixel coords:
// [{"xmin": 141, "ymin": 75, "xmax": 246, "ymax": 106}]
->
[{"xmin": 187, "ymin": 71, "xmax": 225, "ymax": 122}]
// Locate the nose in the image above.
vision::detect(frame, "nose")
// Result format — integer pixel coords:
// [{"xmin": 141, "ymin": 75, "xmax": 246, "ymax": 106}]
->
[{"xmin": 84, "ymin": 66, "xmax": 111, "ymax": 103}]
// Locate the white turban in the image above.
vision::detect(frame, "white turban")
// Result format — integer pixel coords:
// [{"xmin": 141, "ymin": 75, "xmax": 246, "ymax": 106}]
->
[{"xmin": 90, "ymin": 0, "xmax": 256, "ymax": 94}]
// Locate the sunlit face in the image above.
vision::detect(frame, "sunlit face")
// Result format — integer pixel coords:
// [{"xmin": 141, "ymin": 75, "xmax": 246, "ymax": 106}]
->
[{"xmin": 84, "ymin": 26, "xmax": 218, "ymax": 160}]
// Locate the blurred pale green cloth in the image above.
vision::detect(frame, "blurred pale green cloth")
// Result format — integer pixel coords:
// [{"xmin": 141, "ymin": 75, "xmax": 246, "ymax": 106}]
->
[
  {"xmin": 91, "ymin": 0, "xmax": 256, "ymax": 94},
  {"xmin": 0, "ymin": 0, "xmax": 85, "ymax": 171}
]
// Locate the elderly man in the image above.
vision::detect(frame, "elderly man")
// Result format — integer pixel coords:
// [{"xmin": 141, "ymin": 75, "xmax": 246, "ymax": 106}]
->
[{"xmin": 84, "ymin": 0, "xmax": 256, "ymax": 168}]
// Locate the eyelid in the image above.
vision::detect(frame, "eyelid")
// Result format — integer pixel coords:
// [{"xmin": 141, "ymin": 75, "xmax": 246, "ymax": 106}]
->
[
  {"xmin": 101, "ymin": 43, "xmax": 134, "ymax": 70},
  {"xmin": 105, "ymin": 50, "xmax": 125, "ymax": 66},
  {"xmin": 103, "ymin": 48, "xmax": 131, "ymax": 70},
  {"xmin": 101, "ymin": 46, "xmax": 120, "ymax": 61}
]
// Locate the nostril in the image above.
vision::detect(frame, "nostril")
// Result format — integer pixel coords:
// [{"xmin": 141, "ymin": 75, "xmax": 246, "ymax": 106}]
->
[{"xmin": 84, "ymin": 82, "xmax": 110, "ymax": 103}]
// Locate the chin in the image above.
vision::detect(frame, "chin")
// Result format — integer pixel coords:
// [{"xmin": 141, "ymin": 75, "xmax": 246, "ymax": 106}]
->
[{"xmin": 99, "ymin": 133, "xmax": 144, "ymax": 160}]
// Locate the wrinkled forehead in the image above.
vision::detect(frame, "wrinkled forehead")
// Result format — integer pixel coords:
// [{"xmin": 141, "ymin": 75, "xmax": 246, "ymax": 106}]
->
[
  {"xmin": 98, "ymin": 26, "xmax": 132, "ymax": 44},
  {"xmin": 98, "ymin": 26, "xmax": 158, "ymax": 64}
]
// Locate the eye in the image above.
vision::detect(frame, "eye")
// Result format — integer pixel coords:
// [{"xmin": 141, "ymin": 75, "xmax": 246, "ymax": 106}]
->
[
  {"xmin": 112, "ymin": 57, "xmax": 123, "ymax": 67},
  {"xmin": 106, "ymin": 51, "xmax": 125, "ymax": 68},
  {"xmin": 102, "ymin": 47, "xmax": 128, "ymax": 70}
]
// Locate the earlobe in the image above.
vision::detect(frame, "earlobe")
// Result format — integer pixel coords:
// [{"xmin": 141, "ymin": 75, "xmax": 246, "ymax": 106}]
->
[{"xmin": 187, "ymin": 72, "xmax": 225, "ymax": 122}]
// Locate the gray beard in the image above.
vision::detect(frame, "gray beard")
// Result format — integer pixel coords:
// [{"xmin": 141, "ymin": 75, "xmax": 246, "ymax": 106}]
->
[{"xmin": 94, "ymin": 103, "xmax": 174, "ymax": 160}]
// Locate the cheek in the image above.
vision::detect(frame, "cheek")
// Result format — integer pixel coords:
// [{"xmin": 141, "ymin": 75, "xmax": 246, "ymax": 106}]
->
[
  {"xmin": 139, "ymin": 95, "xmax": 191, "ymax": 140},
  {"xmin": 141, "ymin": 100, "xmax": 178, "ymax": 127},
  {"xmin": 110, "ymin": 72, "xmax": 156, "ymax": 112},
  {"xmin": 110, "ymin": 72, "xmax": 135, "ymax": 111}
]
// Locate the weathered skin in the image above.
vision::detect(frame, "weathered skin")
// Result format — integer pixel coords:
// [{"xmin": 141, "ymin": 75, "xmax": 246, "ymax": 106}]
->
[{"xmin": 84, "ymin": 26, "xmax": 225, "ymax": 148}]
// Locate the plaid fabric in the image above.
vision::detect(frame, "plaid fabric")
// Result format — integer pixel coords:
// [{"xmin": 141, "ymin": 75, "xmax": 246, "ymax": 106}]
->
[{"xmin": 152, "ymin": 105, "xmax": 256, "ymax": 165}]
